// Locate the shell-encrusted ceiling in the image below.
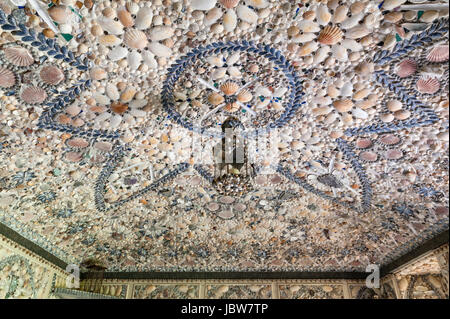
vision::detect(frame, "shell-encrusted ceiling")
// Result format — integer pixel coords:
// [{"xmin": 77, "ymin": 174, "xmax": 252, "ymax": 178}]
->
[{"xmin": 0, "ymin": 0, "xmax": 448, "ymax": 272}]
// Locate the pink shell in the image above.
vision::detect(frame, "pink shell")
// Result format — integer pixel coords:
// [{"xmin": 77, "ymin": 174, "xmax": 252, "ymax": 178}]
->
[
  {"xmin": 355, "ymin": 138, "xmax": 373, "ymax": 149},
  {"xmin": 379, "ymin": 134, "xmax": 401, "ymax": 146},
  {"xmin": 94, "ymin": 141, "xmax": 113, "ymax": 152},
  {"xmin": 20, "ymin": 86, "xmax": 47, "ymax": 104},
  {"xmin": 0, "ymin": 66, "xmax": 15, "ymax": 88},
  {"xmin": 426, "ymin": 44, "xmax": 449, "ymax": 63},
  {"xmin": 40, "ymin": 65, "xmax": 65, "ymax": 85},
  {"xmin": 64, "ymin": 151, "xmax": 83, "ymax": 162},
  {"xmin": 384, "ymin": 149, "xmax": 403, "ymax": 160},
  {"xmin": 219, "ymin": 196, "xmax": 235, "ymax": 204},
  {"xmin": 395, "ymin": 59, "xmax": 417, "ymax": 78},
  {"xmin": 416, "ymin": 76, "xmax": 440, "ymax": 94},
  {"xmin": 4, "ymin": 46, "xmax": 34, "ymax": 66},
  {"xmin": 359, "ymin": 151, "xmax": 378, "ymax": 162},
  {"xmin": 67, "ymin": 137, "xmax": 89, "ymax": 148}
]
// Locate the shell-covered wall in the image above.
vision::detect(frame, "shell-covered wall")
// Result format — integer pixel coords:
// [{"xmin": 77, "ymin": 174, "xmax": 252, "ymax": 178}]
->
[{"xmin": 0, "ymin": 234, "xmax": 68, "ymax": 299}]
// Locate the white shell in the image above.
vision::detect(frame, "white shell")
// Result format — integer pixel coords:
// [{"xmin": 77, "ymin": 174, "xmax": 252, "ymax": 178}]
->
[
  {"xmin": 93, "ymin": 93, "xmax": 110, "ymax": 105},
  {"xmin": 340, "ymin": 82, "xmax": 353, "ymax": 97},
  {"xmin": 204, "ymin": 7, "xmax": 222, "ymax": 26},
  {"xmin": 383, "ymin": 0, "xmax": 407, "ymax": 10},
  {"xmin": 340, "ymin": 13, "xmax": 364, "ymax": 29},
  {"xmin": 247, "ymin": 0, "xmax": 268, "ymax": 8},
  {"xmin": 255, "ymin": 86, "xmax": 272, "ymax": 97},
  {"xmin": 207, "ymin": 56, "xmax": 224, "ymax": 67},
  {"xmin": 129, "ymin": 109, "xmax": 147, "ymax": 117},
  {"xmin": 236, "ymin": 5, "xmax": 258, "ymax": 24},
  {"xmin": 341, "ymin": 39, "xmax": 362, "ymax": 52},
  {"xmin": 228, "ymin": 66, "xmax": 241, "ymax": 77},
  {"xmin": 346, "ymin": 26, "xmax": 371, "ymax": 39},
  {"xmin": 212, "ymin": 68, "xmax": 227, "ymax": 80},
  {"xmin": 149, "ymin": 26, "xmax": 174, "ymax": 41},
  {"xmin": 97, "ymin": 16, "xmax": 124, "ymax": 35},
  {"xmin": 316, "ymin": 6, "xmax": 331, "ymax": 25},
  {"xmin": 110, "ymin": 114, "xmax": 123, "ymax": 128},
  {"xmin": 135, "ymin": 7, "xmax": 153, "ymax": 30},
  {"xmin": 129, "ymin": 99, "xmax": 148, "ymax": 109},
  {"xmin": 332, "ymin": 44, "xmax": 348, "ymax": 62},
  {"xmin": 313, "ymin": 46, "xmax": 331, "ymax": 65},
  {"xmin": 352, "ymin": 108, "xmax": 368, "ymax": 119},
  {"xmin": 333, "ymin": 5, "xmax": 348, "ymax": 24},
  {"xmin": 107, "ymin": 46, "xmax": 128, "ymax": 61},
  {"xmin": 223, "ymin": 9, "xmax": 238, "ymax": 32},
  {"xmin": 227, "ymin": 52, "xmax": 240, "ymax": 65},
  {"xmin": 191, "ymin": 0, "xmax": 217, "ymax": 11},
  {"xmin": 127, "ymin": 50, "xmax": 142, "ymax": 71},
  {"xmin": 148, "ymin": 42, "xmax": 172, "ymax": 57},
  {"xmin": 142, "ymin": 51, "xmax": 158, "ymax": 69},
  {"xmin": 106, "ymin": 83, "xmax": 120, "ymax": 100},
  {"xmin": 292, "ymin": 32, "xmax": 316, "ymax": 43},
  {"xmin": 298, "ymin": 20, "xmax": 320, "ymax": 33},
  {"xmin": 273, "ymin": 87, "xmax": 288, "ymax": 98}
]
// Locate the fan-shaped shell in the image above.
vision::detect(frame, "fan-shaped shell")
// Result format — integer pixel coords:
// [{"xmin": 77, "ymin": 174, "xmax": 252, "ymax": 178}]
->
[
  {"xmin": 417, "ymin": 76, "xmax": 440, "ymax": 94},
  {"xmin": 396, "ymin": 59, "xmax": 417, "ymax": 78},
  {"xmin": 20, "ymin": 86, "xmax": 47, "ymax": 104},
  {"xmin": 220, "ymin": 0, "xmax": 239, "ymax": 9},
  {"xmin": 67, "ymin": 137, "xmax": 89, "ymax": 149},
  {"xmin": 208, "ymin": 92, "xmax": 225, "ymax": 105},
  {"xmin": 0, "ymin": 67, "xmax": 15, "ymax": 88},
  {"xmin": 40, "ymin": 65, "xmax": 65, "ymax": 85},
  {"xmin": 426, "ymin": 44, "xmax": 449, "ymax": 62},
  {"xmin": 220, "ymin": 81, "xmax": 239, "ymax": 96},
  {"xmin": 124, "ymin": 30, "xmax": 148, "ymax": 50},
  {"xmin": 318, "ymin": 26, "xmax": 343, "ymax": 45},
  {"xmin": 237, "ymin": 89, "xmax": 252, "ymax": 103},
  {"xmin": 4, "ymin": 46, "xmax": 34, "ymax": 66},
  {"xmin": 224, "ymin": 102, "xmax": 239, "ymax": 113},
  {"xmin": 333, "ymin": 99, "xmax": 354, "ymax": 112}
]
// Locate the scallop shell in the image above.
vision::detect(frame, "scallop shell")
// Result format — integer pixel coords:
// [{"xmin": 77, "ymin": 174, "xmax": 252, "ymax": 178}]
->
[
  {"xmin": 39, "ymin": 65, "xmax": 65, "ymax": 85},
  {"xmin": 426, "ymin": 44, "xmax": 449, "ymax": 62},
  {"xmin": 395, "ymin": 59, "xmax": 417, "ymax": 78},
  {"xmin": 417, "ymin": 76, "xmax": 440, "ymax": 94},
  {"xmin": 110, "ymin": 101, "xmax": 129, "ymax": 114},
  {"xmin": 0, "ymin": 67, "xmax": 16, "ymax": 88},
  {"xmin": 333, "ymin": 99, "xmax": 354, "ymax": 112},
  {"xmin": 224, "ymin": 102, "xmax": 239, "ymax": 113},
  {"xmin": 220, "ymin": 81, "xmax": 239, "ymax": 96},
  {"xmin": 237, "ymin": 89, "xmax": 252, "ymax": 103},
  {"xmin": 220, "ymin": 0, "xmax": 239, "ymax": 9},
  {"xmin": 359, "ymin": 151, "xmax": 378, "ymax": 162},
  {"xmin": 67, "ymin": 137, "xmax": 89, "ymax": 149},
  {"xmin": 117, "ymin": 8, "xmax": 134, "ymax": 28},
  {"xmin": 124, "ymin": 29, "xmax": 148, "ymax": 49},
  {"xmin": 135, "ymin": 7, "xmax": 153, "ymax": 30},
  {"xmin": 318, "ymin": 26, "xmax": 343, "ymax": 45},
  {"xmin": 20, "ymin": 86, "xmax": 47, "ymax": 104},
  {"xmin": 208, "ymin": 92, "xmax": 225, "ymax": 105},
  {"xmin": 4, "ymin": 46, "xmax": 34, "ymax": 67}
]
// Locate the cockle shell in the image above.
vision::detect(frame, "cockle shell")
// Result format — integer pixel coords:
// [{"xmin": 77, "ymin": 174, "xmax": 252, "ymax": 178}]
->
[
  {"xmin": 4, "ymin": 46, "xmax": 34, "ymax": 66},
  {"xmin": 135, "ymin": 7, "xmax": 153, "ymax": 30},
  {"xmin": 333, "ymin": 5, "xmax": 348, "ymax": 24},
  {"xmin": 220, "ymin": 81, "xmax": 239, "ymax": 95},
  {"xmin": 236, "ymin": 5, "xmax": 258, "ymax": 24},
  {"xmin": 48, "ymin": 5, "xmax": 71, "ymax": 23},
  {"xmin": 208, "ymin": 92, "xmax": 225, "ymax": 105},
  {"xmin": 67, "ymin": 137, "xmax": 89, "ymax": 149},
  {"xmin": 124, "ymin": 30, "xmax": 148, "ymax": 49},
  {"xmin": 40, "ymin": 65, "xmax": 65, "ymax": 85},
  {"xmin": 220, "ymin": 0, "xmax": 239, "ymax": 9},
  {"xmin": 426, "ymin": 44, "xmax": 449, "ymax": 62},
  {"xmin": 117, "ymin": 8, "xmax": 134, "ymax": 28},
  {"xmin": 20, "ymin": 86, "xmax": 47, "ymax": 104},
  {"xmin": 127, "ymin": 51, "xmax": 142, "ymax": 71},
  {"xmin": 332, "ymin": 45, "xmax": 347, "ymax": 62},
  {"xmin": 142, "ymin": 51, "xmax": 158, "ymax": 68},
  {"xmin": 333, "ymin": 99, "xmax": 354, "ymax": 112},
  {"xmin": 318, "ymin": 26, "xmax": 343, "ymax": 45},
  {"xmin": 395, "ymin": 59, "xmax": 417, "ymax": 78},
  {"xmin": 0, "ymin": 67, "xmax": 15, "ymax": 88},
  {"xmin": 99, "ymin": 34, "xmax": 122, "ymax": 46},
  {"xmin": 223, "ymin": 9, "xmax": 238, "ymax": 32},
  {"xmin": 237, "ymin": 89, "xmax": 252, "ymax": 103},
  {"xmin": 417, "ymin": 76, "xmax": 440, "ymax": 94},
  {"xmin": 224, "ymin": 102, "xmax": 239, "ymax": 113}
]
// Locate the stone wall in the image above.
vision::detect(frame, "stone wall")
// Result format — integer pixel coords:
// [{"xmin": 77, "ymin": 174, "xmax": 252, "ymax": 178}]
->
[{"xmin": 0, "ymin": 234, "xmax": 67, "ymax": 299}]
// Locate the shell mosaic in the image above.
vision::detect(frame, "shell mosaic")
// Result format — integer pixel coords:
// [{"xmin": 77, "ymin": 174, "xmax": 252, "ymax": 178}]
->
[{"xmin": 0, "ymin": 1, "xmax": 448, "ymax": 273}]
